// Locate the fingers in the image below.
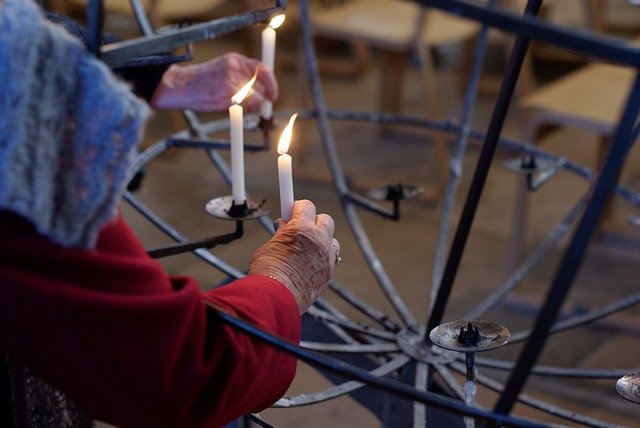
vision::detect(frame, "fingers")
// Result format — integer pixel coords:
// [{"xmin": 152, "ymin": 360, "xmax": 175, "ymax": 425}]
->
[
  {"xmin": 315, "ymin": 213, "xmax": 335, "ymax": 237},
  {"xmin": 255, "ymin": 62, "xmax": 279, "ymax": 102},
  {"xmin": 291, "ymin": 199, "xmax": 317, "ymax": 223}
]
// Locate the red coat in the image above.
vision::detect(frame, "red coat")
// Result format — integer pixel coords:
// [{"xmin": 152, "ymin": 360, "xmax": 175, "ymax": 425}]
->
[{"xmin": 0, "ymin": 211, "xmax": 301, "ymax": 427}]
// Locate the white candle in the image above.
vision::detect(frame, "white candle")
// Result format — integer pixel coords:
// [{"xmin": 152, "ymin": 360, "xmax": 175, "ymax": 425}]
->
[
  {"xmin": 277, "ymin": 113, "xmax": 297, "ymax": 221},
  {"xmin": 229, "ymin": 103, "xmax": 245, "ymax": 205},
  {"xmin": 229, "ymin": 74, "xmax": 258, "ymax": 205},
  {"xmin": 260, "ymin": 14, "xmax": 285, "ymax": 120}
]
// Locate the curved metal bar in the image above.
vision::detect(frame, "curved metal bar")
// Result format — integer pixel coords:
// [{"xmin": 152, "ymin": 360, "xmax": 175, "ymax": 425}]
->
[
  {"xmin": 273, "ymin": 355, "xmax": 412, "ymax": 408},
  {"xmin": 428, "ymin": 0, "xmax": 494, "ymax": 318},
  {"xmin": 464, "ymin": 197, "xmax": 585, "ymax": 320},
  {"xmin": 294, "ymin": 108, "xmax": 640, "ymax": 207},
  {"xmin": 177, "ymin": 109, "xmax": 640, "ymax": 209},
  {"xmin": 210, "ymin": 302, "xmax": 547, "ymax": 426},
  {"xmin": 300, "ymin": 341, "xmax": 399, "ymax": 354},
  {"xmin": 298, "ymin": 0, "xmax": 418, "ymax": 329},
  {"xmin": 451, "ymin": 363, "xmax": 622, "ymax": 428},
  {"xmin": 509, "ymin": 290, "xmax": 640, "ymax": 343},
  {"xmin": 122, "ymin": 192, "xmax": 244, "ymax": 278},
  {"xmin": 427, "ymin": 0, "xmax": 544, "ymax": 335},
  {"xmin": 472, "ymin": 357, "xmax": 637, "ymax": 379}
]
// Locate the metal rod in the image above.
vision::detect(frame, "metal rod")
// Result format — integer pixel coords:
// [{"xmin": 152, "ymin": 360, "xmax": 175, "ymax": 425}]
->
[
  {"xmin": 299, "ymin": 342, "xmax": 399, "ymax": 353},
  {"xmin": 147, "ymin": 221, "xmax": 243, "ymax": 258},
  {"xmin": 473, "ymin": 357, "xmax": 637, "ymax": 379},
  {"xmin": 123, "ymin": 192, "xmax": 244, "ymax": 278},
  {"xmin": 509, "ymin": 289, "xmax": 640, "ymax": 343},
  {"xmin": 428, "ymin": 0, "xmax": 494, "ymax": 320},
  {"xmin": 417, "ymin": 0, "xmax": 640, "ymax": 68},
  {"xmin": 273, "ymin": 355, "xmax": 411, "ymax": 407},
  {"xmin": 128, "ymin": 0, "xmax": 155, "ymax": 36},
  {"xmin": 299, "ymin": 0, "xmax": 418, "ymax": 328},
  {"xmin": 101, "ymin": 1, "xmax": 287, "ymax": 66},
  {"xmin": 492, "ymin": 73, "xmax": 640, "ymax": 420},
  {"xmin": 86, "ymin": 0, "xmax": 103, "ymax": 57},
  {"xmin": 427, "ymin": 0, "xmax": 544, "ymax": 335},
  {"xmin": 306, "ymin": 307, "xmax": 398, "ymax": 342},
  {"xmin": 328, "ymin": 282, "xmax": 401, "ymax": 332},
  {"xmin": 464, "ymin": 197, "xmax": 585, "ymax": 320}
]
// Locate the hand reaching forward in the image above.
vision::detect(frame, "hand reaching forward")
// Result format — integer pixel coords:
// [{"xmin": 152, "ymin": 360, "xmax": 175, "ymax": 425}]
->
[
  {"xmin": 248, "ymin": 200, "xmax": 338, "ymax": 314},
  {"xmin": 149, "ymin": 52, "xmax": 278, "ymax": 112}
]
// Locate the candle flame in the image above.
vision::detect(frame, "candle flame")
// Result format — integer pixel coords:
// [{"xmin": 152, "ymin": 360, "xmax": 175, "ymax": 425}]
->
[
  {"xmin": 277, "ymin": 113, "xmax": 298, "ymax": 155},
  {"xmin": 231, "ymin": 72, "xmax": 258, "ymax": 105},
  {"xmin": 269, "ymin": 14, "xmax": 285, "ymax": 29}
]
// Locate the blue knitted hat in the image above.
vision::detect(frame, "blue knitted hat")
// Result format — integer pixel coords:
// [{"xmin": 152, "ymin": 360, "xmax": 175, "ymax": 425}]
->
[{"xmin": 0, "ymin": 0, "xmax": 150, "ymax": 248}]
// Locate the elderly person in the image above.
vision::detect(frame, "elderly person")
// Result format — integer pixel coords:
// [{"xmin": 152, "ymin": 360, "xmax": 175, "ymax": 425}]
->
[{"xmin": 0, "ymin": 0, "xmax": 338, "ymax": 427}]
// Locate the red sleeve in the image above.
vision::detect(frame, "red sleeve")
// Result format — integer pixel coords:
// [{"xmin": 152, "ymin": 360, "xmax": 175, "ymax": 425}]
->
[{"xmin": 0, "ymin": 211, "xmax": 301, "ymax": 428}]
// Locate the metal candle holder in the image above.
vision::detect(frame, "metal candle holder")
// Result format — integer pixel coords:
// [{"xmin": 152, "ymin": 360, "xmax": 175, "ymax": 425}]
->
[
  {"xmin": 430, "ymin": 320, "xmax": 510, "ymax": 383},
  {"xmin": 365, "ymin": 183, "xmax": 423, "ymax": 220},
  {"xmin": 205, "ymin": 195, "xmax": 272, "ymax": 221},
  {"xmin": 503, "ymin": 155, "xmax": 566, "ymax": 191},
  {"xmin": 616, "ymin": 372, "xmax": 640, "ymax": 404}
]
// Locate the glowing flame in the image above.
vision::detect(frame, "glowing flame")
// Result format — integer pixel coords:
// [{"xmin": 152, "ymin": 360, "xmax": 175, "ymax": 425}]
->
[
  {"xmin": 277, "ymin": 113, "xmax": 298, "ymax": 155},
  {"xmin": 231, "ymin": 72, "xmax": 258, "ymax": 105},
  {"xmin": 269, "ymin": 14, "xmax": 285, "ymax": 29}
]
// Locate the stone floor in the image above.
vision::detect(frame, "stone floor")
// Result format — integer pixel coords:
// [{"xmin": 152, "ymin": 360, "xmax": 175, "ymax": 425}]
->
[{"xmin": 98, "ymin": 1, "xmax": 640, "ymax": 427}]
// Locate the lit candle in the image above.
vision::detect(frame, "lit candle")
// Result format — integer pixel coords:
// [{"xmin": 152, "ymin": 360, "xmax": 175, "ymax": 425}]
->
[
  {"xmin": 229, "ymin": 73, "xmax": 258, "ymax": 205},
  {"xmin": 277, "ymin": 113, "xmax": 297, "ymax": 221},
  {"xmin": 260, "ymin": 14, "xmax": 285, "ymax": 120}
]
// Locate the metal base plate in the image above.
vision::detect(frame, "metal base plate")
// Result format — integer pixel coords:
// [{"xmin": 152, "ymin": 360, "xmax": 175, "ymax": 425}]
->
[
  {"xmin": 617, "ymin": 372, "xmax": 640, "ymax": 404},
  {"xmin": 205, "ymin": 195, "xmax": 272, "ymax": 220},
  {"xmin": 503, "ymin": 157, "xmax": 553, "ymax": 175},
  {"xmin": 429, "ymin": 320, "xmax": 510, "ymax": 353}
]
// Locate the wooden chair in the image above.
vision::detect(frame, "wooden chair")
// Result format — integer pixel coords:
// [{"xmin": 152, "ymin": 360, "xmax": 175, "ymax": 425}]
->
[{"xmin": 307, "ymin": 0, "xmax": 482, "ymax": 197}]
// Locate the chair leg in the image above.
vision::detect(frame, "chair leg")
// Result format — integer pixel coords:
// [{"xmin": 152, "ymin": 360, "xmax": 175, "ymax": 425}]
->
[
  {"xmin": 379, "ymin": 51, "xmax": 408, "ymax": 117},
  {"xmin": 596, "ymin": 135, "xmax": 617, "ymax": 229},
  {"xmin": 417, "ymin": 46, "xmax": 449, "ymax": 198}
]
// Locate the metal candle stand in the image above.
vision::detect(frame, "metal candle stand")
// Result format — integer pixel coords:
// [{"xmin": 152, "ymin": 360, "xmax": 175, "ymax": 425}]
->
[{"xmin": 75, "ymin": 0, "xmax": 640, "ymax": 426}]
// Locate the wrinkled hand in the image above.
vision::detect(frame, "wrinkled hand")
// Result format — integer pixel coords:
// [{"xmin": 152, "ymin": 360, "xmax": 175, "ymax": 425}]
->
[
  {"xmin": 150, "ymin": 52, "xmax": 278, "ymax": 112},
  {"xmin": 248, "ymin": 200, "xmax": 338, "ymax": 314}
]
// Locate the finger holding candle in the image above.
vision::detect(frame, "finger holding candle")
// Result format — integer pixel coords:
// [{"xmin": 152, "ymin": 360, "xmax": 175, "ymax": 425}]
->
[
  {"xmin": 260, "ymin": 14, "xmax": 285, "ymax": 120},
  {"xmin": 229, "ymin": 72, "xmax": 258, "ymax": 206},
  {"xmin": 277, "ymin": 113, "xmax": 297, "ymax": 221}
]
